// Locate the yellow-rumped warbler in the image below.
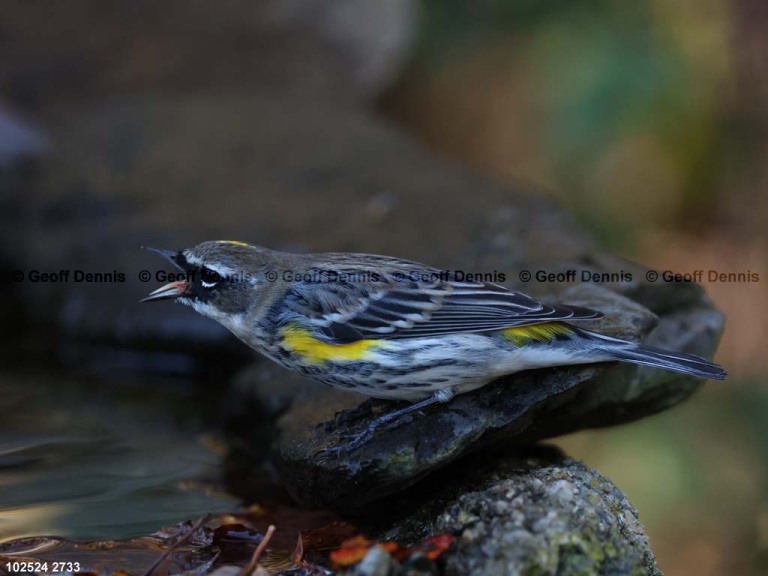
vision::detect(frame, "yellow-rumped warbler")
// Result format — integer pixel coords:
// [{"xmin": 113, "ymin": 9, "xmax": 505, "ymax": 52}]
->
[{"xmin": 142, "ymin": 241, "xmax": 725, "ymax": 441}]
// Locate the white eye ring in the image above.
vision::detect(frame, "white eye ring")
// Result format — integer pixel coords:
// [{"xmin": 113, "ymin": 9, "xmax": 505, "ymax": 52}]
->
[{"xmin": 200, "ymin": 266, "xmax": 222, "ymax": 289}]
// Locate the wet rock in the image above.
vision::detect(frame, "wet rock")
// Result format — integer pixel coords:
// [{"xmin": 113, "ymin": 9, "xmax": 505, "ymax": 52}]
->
[
  {"xmin": 275, "ymin": 366, "xmax": 600, "ymax": 508},
  {"xmin": 350, "ymin": 546, "xmax": 400, "ymax": 576},
  {"xmin": 382, "ymin": 453, "xmax": 662, "ymax": 576}
]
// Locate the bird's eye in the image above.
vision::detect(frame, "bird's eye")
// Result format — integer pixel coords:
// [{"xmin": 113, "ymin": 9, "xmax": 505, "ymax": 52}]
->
[{"xmin": 200, "ymin": 266, "xmax": 222, "ymax": 289}]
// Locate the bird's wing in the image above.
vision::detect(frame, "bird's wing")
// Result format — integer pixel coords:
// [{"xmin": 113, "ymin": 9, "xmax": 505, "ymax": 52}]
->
[{"xmin": 280, "ymin": 262, "xmax": 603, "ymax": 342}]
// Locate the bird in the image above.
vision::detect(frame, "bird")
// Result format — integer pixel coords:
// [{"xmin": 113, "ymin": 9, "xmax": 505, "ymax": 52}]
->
[{"xmin": 142, "ymin": 240, "xmax": 726, "ymax": 447}]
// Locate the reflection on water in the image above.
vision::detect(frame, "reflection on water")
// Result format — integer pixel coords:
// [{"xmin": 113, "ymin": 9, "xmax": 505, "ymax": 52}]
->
[{"xmin": 0, "ymin": 369, "xmax": 238, "ymax": 542}]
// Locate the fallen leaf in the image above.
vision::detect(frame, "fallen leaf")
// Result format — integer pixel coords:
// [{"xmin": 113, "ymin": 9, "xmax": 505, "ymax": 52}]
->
[
  {"xmin": 329, "ymin": 535, "xmax": 373, "ymax": 567},
  {"xmin": 418, "ymin": 534, "xmax": 456, "ymax": 560}
]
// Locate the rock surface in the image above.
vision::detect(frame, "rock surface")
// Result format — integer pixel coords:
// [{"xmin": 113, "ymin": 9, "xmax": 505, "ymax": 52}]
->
[
  {"xmin": 375, "ymin": 451, "xmax": 663, "ymax": 576},
  {"xmin": 275, "ymin": 366, "xmax": 598, "ymax": 509}
]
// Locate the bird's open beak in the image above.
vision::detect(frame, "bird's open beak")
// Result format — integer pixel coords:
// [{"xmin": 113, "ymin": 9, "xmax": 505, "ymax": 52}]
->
[
  {"xmin": 140, "ymin": 280, "xmax": 189, "ymax": 302},
  {"xmin": 141, "ymin": 246, "xmax": 186, "ymax": 271},
  {"xmin": 140, "ymin": 246, "xmax": 191, "ymax": 302}
]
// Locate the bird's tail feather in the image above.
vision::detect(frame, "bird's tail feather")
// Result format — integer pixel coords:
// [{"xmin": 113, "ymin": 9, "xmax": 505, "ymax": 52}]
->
[{"xmin": 583, "ymin": 331, "xmax": 726, "ymax": 380}]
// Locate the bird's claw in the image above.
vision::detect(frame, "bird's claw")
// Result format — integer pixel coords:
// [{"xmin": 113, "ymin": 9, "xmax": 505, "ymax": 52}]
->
[{"xmin": 314, "ymin": 427, "xmax": 375, "ymax": 457}]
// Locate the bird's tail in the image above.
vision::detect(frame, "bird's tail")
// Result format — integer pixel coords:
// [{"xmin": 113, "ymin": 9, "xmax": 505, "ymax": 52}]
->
[{"xmin": 580, "ymin": 330, "xmax": 726, "ymax": 381}]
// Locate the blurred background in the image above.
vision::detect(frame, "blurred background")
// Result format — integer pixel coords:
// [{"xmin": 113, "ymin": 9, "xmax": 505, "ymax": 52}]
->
[
  {"xmin": 382, "ymin": 3, "xmax": 767, "ymax": 574},
  {"xmin": 1, "ymin": 1, "xmax": 766, "ymax": 574}
]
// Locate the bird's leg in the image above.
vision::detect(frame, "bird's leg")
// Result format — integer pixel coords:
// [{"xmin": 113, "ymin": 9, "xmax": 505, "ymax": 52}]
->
[{"xmin": 317, "ymin": 389, "xmax": 455, "ymax": 455}]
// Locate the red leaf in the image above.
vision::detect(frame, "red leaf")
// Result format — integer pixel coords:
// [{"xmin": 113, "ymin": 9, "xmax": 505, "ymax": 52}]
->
[
  {"xmin": 419, "ymin": 534, "xmax": 456, "ymax": 560},
  {"xmin": 329, "ymin": 535, "xmax": 373, "ymax": 567}
]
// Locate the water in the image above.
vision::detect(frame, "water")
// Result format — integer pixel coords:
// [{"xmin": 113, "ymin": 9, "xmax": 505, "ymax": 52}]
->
[{"xmin": 0, "ymin": 368, "xmax": 239, "ymax": 542}]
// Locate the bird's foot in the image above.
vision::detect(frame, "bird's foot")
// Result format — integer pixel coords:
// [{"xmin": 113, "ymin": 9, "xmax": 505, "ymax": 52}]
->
[
  {"xmin": 314, "ymin": 393, "xmax": 448, "ymax": 457},
  {"xmin": 316, "ymin": 411, "xmax": 420, "ymax": 457},
  {"xmin": 315, "ymin": 403, "xmax": 438, "ymax": 457},
  {"xmin": 318, "ymin": 398, "xmax": 390, "ymax": 433}
]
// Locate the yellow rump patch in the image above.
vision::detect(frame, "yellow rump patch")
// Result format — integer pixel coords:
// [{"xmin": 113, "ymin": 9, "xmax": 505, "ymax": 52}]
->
[
  {"xmin": 215, "ymin": 240, "xmax": 252, "ymax": 248},
  {"xmin": 502, "ymin": 322, "xmax": 572, "ymax": 347},
  {"xmin": 281, "ymin": 324, "xmax": 386, "ymax": 365}
]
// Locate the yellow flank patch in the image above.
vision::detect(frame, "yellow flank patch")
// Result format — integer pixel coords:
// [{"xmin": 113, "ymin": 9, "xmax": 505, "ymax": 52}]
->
[
  {"xmin": 502, "ymin": 322, "xmax": 572, "ymax": 347},
  {"xmin": 280, "ymin": 324, "xmax": 385, "ymax": 365},
  {"xmin": 215, "ymin": 240, "xmax": 252, "ymax": 247}
]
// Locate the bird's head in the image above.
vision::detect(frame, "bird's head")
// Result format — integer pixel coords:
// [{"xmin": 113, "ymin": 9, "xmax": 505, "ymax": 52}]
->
[{"xmin": 141, "ymin": 240, "xmax": 272, "ymax": 328}]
